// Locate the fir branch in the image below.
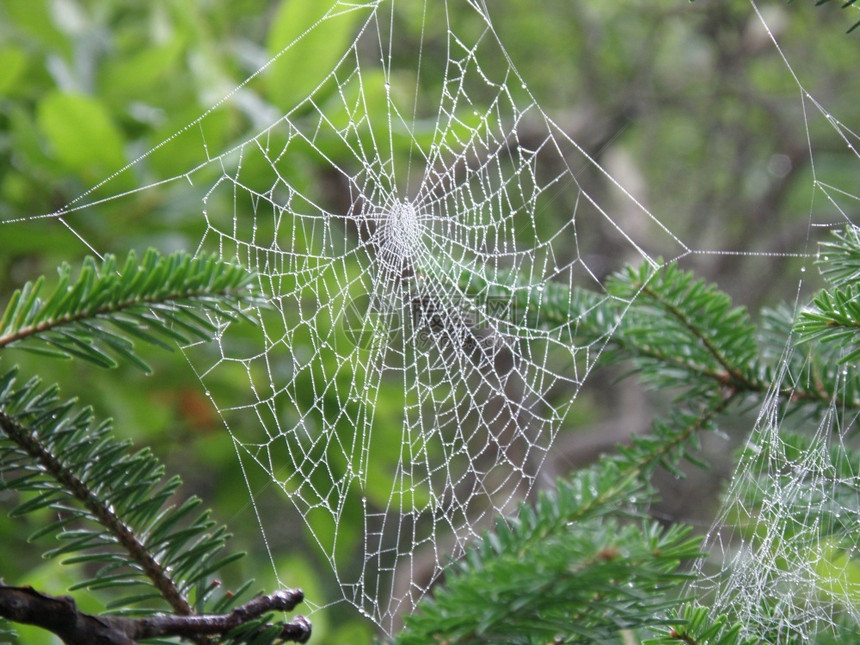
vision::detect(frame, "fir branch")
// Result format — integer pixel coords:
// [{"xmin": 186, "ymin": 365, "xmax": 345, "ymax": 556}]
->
[
  {"xmin": 441, "ymin": 256, "xmax": 616, "ymax": 343},
  {"xmin": 606, "ymin": 262, "xmax": 759, "ymax": 396},
  {"xmin": 794, "ymin": 285, "xmax": 860, "ymax": 363},
  {"xmin": 396, "ymin": 515, "xmax": 701, "ymax": 644},
  {"xmin": 444, "ymin": 256, "xmax": 757, "ymax": 396},
  {"xmin": 393, "ymin": 401, "xmax": 722, "ymax": 644},
  {"xmin": 451, "ymin": 255, "xmax": 858, "ymax": 409},
  {"xmin": 817, "ymin": 224, "xmax": 860, "ymax": 288},
  {"xmin": 0, "ymin": 583, "xmax": 311, "ymax": 644},
  {"xmin": 0, "ymin": 368, "xmax": 307, "ymax": 641},
  {"xmin": 0, "ymin": 250, "xmax": 310, "ymax": 643},
  {"xmin": 0, "ymin": 399, "xmax": 192, "ymax": 616},
  {"xmin": 0, "ymin": 249, "xmax": 265, "ymax": 372},
  {"xmin": 643, "ymin": 604, "xmax": 757, "ymax": 645},
  {"xmin": 795, "ymin": 226, "xmax": 860, "ymax": 364}
]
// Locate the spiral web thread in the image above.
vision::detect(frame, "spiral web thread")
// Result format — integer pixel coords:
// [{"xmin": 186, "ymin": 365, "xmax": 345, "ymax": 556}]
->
[{"xmin": 6, "ymin": 0, "xmax": 859, "ymax": 636}]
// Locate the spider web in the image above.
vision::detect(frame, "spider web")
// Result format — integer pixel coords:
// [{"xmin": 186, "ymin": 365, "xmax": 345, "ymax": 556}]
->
[
  {"xmin": 686, "ymin": 5, "xmax": 860, "ymax": 640},
  {"xmin": 185, "ymin": 2, "xmax": 684, "ymax": 629},
  {"xmin": 5, "ymin": 0, "xmax": 859, "ymax": 638},
  {"xmin": 693, "ymin": 359, "xmax": 860, "ymax": 642}
]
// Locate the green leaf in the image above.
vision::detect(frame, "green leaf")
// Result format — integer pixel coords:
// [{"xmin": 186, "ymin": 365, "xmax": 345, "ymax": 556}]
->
[
  {"xmin": 100, "ymin": 37, "xmax": 186, "ymax": 104},
  {"xmin": 1, "ymin": 0, "xmax": 66, "ymax": 52},
  {"xmin": 265, "ymin": 0, "xmax": 370, "ymax": 111},
  {"xmin": 36, "ymin": 91, "xmax": 126, "ymax": 181},
  {"xmin": 0, "ymin": 45, "xmax": 28, "ymax": 95}
]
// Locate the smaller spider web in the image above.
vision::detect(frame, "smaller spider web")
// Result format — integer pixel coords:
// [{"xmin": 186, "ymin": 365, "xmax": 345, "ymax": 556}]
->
[
  {"xmin": 691, "ymin": 353, "xmax": 860, "ymax": 642},
  {"xmin": 686, "ymin": 4, "xmax": 860, "ymax": 642}
]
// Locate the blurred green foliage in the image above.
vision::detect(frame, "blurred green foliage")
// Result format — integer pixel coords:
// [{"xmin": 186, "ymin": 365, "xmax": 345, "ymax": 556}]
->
[{"xmin": 1, "ymin": 1, "xmax": 858, "ymax": 642}]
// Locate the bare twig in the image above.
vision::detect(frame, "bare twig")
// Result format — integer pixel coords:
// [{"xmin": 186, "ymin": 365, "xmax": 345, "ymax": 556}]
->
[{"xmin": 0, "ymin": 583, "xmax": 311, "ymax": 644}]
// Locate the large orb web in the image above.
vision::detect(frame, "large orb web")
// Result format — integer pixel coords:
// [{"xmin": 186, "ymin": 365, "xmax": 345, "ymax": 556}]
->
[{"xmin": 181, "ymin": 0, "xmax": 686, "ymax": 632}]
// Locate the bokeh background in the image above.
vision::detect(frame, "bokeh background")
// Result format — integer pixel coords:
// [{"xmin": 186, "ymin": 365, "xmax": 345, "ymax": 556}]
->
[{"xmin": 1, "ymin": 1, "xmax": 857, "ymax": 641}]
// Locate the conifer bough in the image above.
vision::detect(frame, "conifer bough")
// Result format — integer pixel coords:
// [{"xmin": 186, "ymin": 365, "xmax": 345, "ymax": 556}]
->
[{"xmin": 0, "ymin": 250, "xmax": 310, "ymax": 644}]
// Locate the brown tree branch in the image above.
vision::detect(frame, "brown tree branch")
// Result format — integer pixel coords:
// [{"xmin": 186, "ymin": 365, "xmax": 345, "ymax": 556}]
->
[{"xmin": 0, "ymin": 583, "xmax": 311, "ymax": 644}]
